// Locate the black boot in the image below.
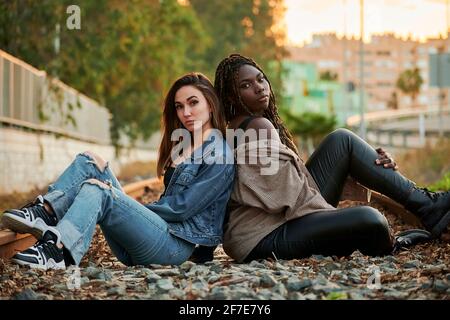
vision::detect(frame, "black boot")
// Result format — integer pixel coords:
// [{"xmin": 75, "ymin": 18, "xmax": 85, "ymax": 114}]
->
[
  {"xmin": 392, "ymin": 229, "xmax": 432, "ymax": 253},
  {"xmin": 404, "ymin": 187, "xmax": 450, "ymax": 238},
  {"xmin": 189, "ymin": 245, "xmax": 216, "ymax": 263}
]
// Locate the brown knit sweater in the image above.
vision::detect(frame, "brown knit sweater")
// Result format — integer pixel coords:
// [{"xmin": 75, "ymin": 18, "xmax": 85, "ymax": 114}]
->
[{"xmin": 223, "ymin": 139, "xmax": 335, "ymax": 262}]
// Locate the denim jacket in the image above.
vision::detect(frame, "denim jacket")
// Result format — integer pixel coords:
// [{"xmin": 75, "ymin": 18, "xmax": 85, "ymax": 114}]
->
[{"xmin": 145, "ymin": 131, "xmax": 235, "ymax": 246}]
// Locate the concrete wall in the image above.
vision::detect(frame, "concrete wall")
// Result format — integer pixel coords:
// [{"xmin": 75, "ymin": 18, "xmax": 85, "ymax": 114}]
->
[{"xmin": 0, "ymin": 127, "xmax": 158, "ymax": 195}]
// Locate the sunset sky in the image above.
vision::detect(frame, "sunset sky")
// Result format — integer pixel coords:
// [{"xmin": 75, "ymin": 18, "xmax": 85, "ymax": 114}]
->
[{"xmin": 284, "ymin": 0, "xmax": 450, "ymax": 45}]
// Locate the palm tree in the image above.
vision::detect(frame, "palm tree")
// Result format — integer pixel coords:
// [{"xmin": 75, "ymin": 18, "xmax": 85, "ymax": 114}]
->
[{"xmin": 396, "ymin": 67, "xmax": 423, "ymax": 107}]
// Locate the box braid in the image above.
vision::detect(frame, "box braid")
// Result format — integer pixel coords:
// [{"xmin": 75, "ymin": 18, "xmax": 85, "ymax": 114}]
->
[{"xmin": 215, "ymin": 53, "xmax": 299, "ymax": 155}]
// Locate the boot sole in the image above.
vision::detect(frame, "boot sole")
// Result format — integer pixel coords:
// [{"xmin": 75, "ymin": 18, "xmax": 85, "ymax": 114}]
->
[
  {"xmin": 1, "ymin": 212, "xmax": 50, "ymax": 240},
  {"xmin": 431, "ymin": 209, "xmax": 450, "ymax": 239}
]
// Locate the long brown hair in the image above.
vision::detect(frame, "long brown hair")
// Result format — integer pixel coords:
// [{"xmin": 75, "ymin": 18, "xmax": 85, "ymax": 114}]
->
[
  {"xmin": 157, "ymin": 72, "xmax": 226, "ymax": 177},
  {"xmin": 214, "ymin": 53, "xmax": 299, "ymax": 155}
]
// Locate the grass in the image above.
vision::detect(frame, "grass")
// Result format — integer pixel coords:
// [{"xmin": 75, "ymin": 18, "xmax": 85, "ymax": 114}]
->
[
  {"xmin": 394, "ymin": 138, "xmax": 450, "ymax": 188},
  {"xmin": 428, "ymin": 172, "xmax": 450, "ymax": 192}
]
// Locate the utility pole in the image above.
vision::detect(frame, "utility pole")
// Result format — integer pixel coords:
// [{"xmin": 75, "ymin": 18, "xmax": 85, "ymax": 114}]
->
[
  {"xmin": 359, "ymin": 0, "xmax": 366, "ymax": 139},
  {"xmin": 342, "ymin": 0, "xmax": 349, "ymax": 121},
  {"xmin": 447, "ymin": 0, "xmax": 450, "ymax": 118}
]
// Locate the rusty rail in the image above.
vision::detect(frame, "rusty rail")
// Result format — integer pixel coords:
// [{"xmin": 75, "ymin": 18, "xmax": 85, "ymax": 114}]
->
[{"xmin": 1, "ymin": 177, "xmax": 418, "ymax": 260}]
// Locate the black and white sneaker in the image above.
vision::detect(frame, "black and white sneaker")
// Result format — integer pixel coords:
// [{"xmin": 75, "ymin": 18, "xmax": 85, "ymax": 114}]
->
[
  {"xmin": 1, "ymin": 195, "xmax": 58, "ymax": 239},
  {"xmin": 11, "ymin": 229, "xmax": 66, "ymax": 270}
]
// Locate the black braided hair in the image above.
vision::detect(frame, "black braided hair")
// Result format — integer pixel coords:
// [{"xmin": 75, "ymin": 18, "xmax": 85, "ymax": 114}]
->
[{"xmin": 214, "ymin": 53, "xmax": 299, "ymax": 155}]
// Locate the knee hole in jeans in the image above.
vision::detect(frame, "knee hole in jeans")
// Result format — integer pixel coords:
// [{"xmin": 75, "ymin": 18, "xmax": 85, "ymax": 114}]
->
[{"xmin": 82, "ymin": 151, "xmax": 108, "ymax": 173}]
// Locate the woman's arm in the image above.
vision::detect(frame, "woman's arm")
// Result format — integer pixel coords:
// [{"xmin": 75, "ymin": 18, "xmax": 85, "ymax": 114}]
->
[{"xmin": 145, "ymin": 163, "xmax": 235, "ymax": 222}]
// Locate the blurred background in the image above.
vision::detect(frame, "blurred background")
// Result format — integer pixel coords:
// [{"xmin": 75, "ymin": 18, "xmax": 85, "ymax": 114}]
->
[{"xmin": 0, "ymin": 0, "xmax": 449, "ymax": 203}]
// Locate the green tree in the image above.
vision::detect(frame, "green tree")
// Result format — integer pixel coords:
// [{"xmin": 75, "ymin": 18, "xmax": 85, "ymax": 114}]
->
[
  {"xmin": 280, "ymin": 108, "xmax": 337, "ymax": 155},
  {"xmin": 0, "ymin": 0, "xmax": 208, "ymax": 146},
  {"xmin": 1, "ymin": 0, "xmax": 288, "ymax": 146},
  {"xmin": 396, "ymin": 67, "xmax": 423, "ymax": 107},
  {"xmin": 188, "ymin": 0, "xmax": 288, "ymax": 94},
  {"xmin": 319, "ymin": 70, "xmax": 338, "ymax": 81}
]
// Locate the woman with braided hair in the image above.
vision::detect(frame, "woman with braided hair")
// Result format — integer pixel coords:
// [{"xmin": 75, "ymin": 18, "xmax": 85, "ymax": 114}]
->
[{"xmin": 203, "ymin": 53, "xmax": 449, "ymax": 263}]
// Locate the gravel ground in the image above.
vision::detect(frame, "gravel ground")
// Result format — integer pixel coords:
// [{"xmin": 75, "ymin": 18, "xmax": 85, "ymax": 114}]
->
[{"xmin": 0, "ymin": 188, "xmax": 448, "ymax": 300}]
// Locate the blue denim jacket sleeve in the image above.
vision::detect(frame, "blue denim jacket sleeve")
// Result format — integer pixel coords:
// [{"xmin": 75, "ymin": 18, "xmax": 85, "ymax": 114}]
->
[{"xmin": 145, "ymin": 163, "xmax": 234, "ymax": 222}]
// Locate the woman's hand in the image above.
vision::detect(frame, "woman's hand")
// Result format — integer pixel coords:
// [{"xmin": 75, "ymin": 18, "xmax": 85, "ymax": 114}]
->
[{"xmin": 375, "ymin": 147, "xmax": 398, "ymax": 171}]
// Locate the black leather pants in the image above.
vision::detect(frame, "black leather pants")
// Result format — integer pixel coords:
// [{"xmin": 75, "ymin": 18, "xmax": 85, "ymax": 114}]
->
[{"xmin": 245, "ymin": 128, "xmax": 415, "ymax": 261}]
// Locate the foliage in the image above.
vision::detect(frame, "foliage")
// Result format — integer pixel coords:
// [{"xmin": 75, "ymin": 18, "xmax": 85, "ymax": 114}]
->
[
  {"xmin": 0, "ymin": 0, "xmax": 288, "ymax": 146},
  {"xmin": 395, "ymin": 138, "xmax": 450, "ymax": 186},
  {"xmin": 319, "ymin": 70, "xmax": 338, "ymax": 81},
  {"xmin": 428, "ymin": 172, "xmax": 450, "ymax": 192},
  {"xmin": 280, "ymin": 108, "xmax": 337, "ymax": 142},
  {"xmin": 279, "ymin": 108, "xmax": 337, "ymax": 155},
  {"xmin": 189, "ymin": 0, "xmax": 288, "ymax": 97},
  {"xmin": 396, "ymin": 67, "xmax": 423, "ymax": 106}
]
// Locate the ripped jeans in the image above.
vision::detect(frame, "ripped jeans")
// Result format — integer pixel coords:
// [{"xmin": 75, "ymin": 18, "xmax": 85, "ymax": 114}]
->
[{"xmin": 43, "ymin": 152, "xmax": 194, "ymax": 266}]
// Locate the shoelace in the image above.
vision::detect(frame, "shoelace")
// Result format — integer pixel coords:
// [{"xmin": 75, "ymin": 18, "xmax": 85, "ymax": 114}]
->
[
  {"xmin": 418, "ymin": 188, "xmax": 448, "ymax": 201},
  {"xmin": 22, "ymin": 195, "xmax": 44, "ymax": 209},
  {"xmin": 35, "ymin": 240, "xmax": 60, "ymax": 258},
  {"xmin": 22, "ymin": 196, "xmax": 58, "ymax": 225}
]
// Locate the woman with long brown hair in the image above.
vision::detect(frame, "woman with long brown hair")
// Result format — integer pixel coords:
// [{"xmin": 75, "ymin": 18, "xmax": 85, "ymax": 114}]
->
[{"xmin": 2, "ymin": 72, "xmax": 235, "ymax": 269}]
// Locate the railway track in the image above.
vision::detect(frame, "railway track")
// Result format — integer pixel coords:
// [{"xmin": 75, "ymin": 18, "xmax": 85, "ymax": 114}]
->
[{"xmin": 0, "ymin": 177, "xmax": 418, "ymax": 260}]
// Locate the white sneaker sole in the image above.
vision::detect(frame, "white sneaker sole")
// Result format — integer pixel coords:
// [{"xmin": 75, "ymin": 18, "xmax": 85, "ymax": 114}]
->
[
  {"xmin": 1, "ymin": 212, "xmax": 52, "ymax": 240},
  {"xmin": 11, "ymin": 257, "xmax": 66, "ymax": 270}
]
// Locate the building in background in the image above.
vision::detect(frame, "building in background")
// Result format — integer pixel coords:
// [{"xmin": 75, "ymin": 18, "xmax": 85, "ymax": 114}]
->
[
  {"xmin": 287, "ymin": 31, "xmax": 450, "ymax": 111},
  {"xmin": 281, "ymin": 60, "xmax": 363, "ymax": 125}
]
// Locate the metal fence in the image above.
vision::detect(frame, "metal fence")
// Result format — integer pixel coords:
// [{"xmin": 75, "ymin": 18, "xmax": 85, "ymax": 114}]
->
[{"xmin": 0, "ymin": 49, "xmax": 111, "ymax": 145}]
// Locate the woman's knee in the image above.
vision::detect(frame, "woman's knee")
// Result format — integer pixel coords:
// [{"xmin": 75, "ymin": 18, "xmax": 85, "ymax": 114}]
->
[
  {"xmin": 356, "ymin": 206, "xmax": 389, "ymax": 231},
  {"xmin": 81, "ymin": 151, "xmax": 108, "ymax": 172},
  {"xmin": 356, "ymin": 206, "xmax": 393, "ymax": 254},
  {"xmin": 319, "ymin": 128, "xmax": 355, "ymax": 151},
  {"xmin": 327, "ymin": 128, "xmax": 355, "ymax": 142}
]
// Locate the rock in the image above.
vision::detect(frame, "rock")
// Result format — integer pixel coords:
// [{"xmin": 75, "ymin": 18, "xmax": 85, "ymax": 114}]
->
[
  {"xmin": 255, "ymin": 288, "xmax": 273, "ymax": 299},
  {"xmin": 403, "ymin": 260, "xmax": 421, "ymax": 269},
  {"xmin": 273, "ymin": 283, "xmax": 288, "ymax": 297},
  {"xmin": 249, "ymin": 260, "xmax": 266, "ymax": 268},
  {"xmin": 286, "ymin": 278, "xmax": 312, "ymax": 291},
  {"xmin": 289, "ymin": 292, "xmax": 306, "ymax": 300},
  {"xmin": 96, "ymin": 271, "xmax": 113, "ymax": 281},
  {"xmin": 14, "ymin": 288, "xmax": 39, "ymax": 300},
  {"xmin": 207, "ymin": 275, "xmax": 221, "ymax": 283},
  {"xmin": 209, "ymin": 264, "xmax": 223, "ymax": 274},
  {"xmin": 303, "ymin": 293, "xmax": 318, "ymax": 300},
  {"xmin": 169, "ymin": 288, "xmax": 186, "ymax": 299},
  {"xmin": 156, "ymin": 278, "xmax": 174, "ymax": 291},
  {"xmin": 312, "ymin": 280, "xmax": 342, "ymax": 294},
  {"xmin": 384, "ymin": 255, "xmax": 398, "ymax": 263},
  {"xmin": 383, "ymin": 290, "xmax": 409, "ymax": 299},
  {"xmin": 145, "ymin": 272, "xmax": 162, "ymax": 283},
  {"xmin": 248, "ymin": 276, "xmax": 261, "ymax": 287},
  {"xmin": 83, "ymin": 266, "xmax": 102, "ymax": 279},
  {"xmin": 208, "ymin": 287, "xmax": 230, "ymax": 300},
  {"xmin": 260, "ymin": 274, "xmax": 278, "ymax": 288},
  {"xmin": 186, "ymin": 265, "xmax": 209, "ymax": 277},
  {"xmin": 433, "ymin": 280, "xmax": 448, "ymax": 293},
  {"xmin": 153, "ymin": 268, "xmax": 181, "ymax": 277},
  {"xmin": 349, "ymin": 291, "xmax": 366, "ymax": 300},
  {"xmin": 107, "ymin": 286, "xmax": 126, "ymax": 296}
]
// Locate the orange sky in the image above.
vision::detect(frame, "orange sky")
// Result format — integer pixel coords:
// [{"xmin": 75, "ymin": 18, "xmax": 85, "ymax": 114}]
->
[{"xmin": 284, "ymin": 0, "xmax": 449, "ymax": 45}]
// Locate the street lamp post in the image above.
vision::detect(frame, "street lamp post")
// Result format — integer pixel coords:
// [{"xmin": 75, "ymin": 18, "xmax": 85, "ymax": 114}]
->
[{"xmin": 359, "ymin": 0, "xmax": 366, "ymax": 139}]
